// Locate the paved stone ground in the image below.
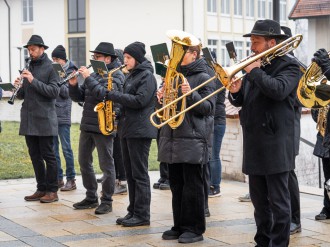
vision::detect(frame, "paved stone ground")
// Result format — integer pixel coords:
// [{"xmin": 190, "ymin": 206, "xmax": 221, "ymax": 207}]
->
[{"xmin": 0, "ymin": 171, "xmax": 329, "ymax": 247}]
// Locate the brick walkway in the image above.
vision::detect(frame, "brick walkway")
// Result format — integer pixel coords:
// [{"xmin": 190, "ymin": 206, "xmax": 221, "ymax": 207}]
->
[{"xmin": 0, "ymin": 171, "xmax": 328, "ymax": 247}]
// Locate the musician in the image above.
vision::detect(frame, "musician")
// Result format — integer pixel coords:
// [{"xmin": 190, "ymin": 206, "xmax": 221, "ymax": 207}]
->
[
  {"xmin": 51, "ymin": 45, "xmax": 77, "ymax": 191},
  {"xmin": 68, "ymin": 42, "xmax": 124, "ymax": 215},
  {"xmin": 15, "ymin": 35, "xmax": 60, "ymax": 203},
  {"xmin": 229, "ymin": 20, "xmax": 300, "ymax": 246},
  {"xmin": 157, "ymin": 44, "xmax": 215, "ymax": 243},
  {"xmin": 105, "ymin": 41, "xmax": 158, "ymax": 227},
  {"xmin": 312, "ymin": 48, "xmax": 330, "ymax": 221}
]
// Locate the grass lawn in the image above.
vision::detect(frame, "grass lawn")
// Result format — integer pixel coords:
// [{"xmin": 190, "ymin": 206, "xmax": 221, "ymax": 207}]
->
[{"xmin": 0, "ymin": 121, "xmax": 159, "ymax": 180}]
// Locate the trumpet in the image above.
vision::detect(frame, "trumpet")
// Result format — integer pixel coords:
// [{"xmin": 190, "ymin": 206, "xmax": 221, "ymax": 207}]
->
[
  {"xmin": 8, "ymin": 58, "xmax": 32, "ymax": 105},
  {"xmin": 150, "ymin": 34, "xmax": 303, "ymax": 129},
  {"xmin": 58, "ymin": 64, "xmax": 92, "ymax": 86}
]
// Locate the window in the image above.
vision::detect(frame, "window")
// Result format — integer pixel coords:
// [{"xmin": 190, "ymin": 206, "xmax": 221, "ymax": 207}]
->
[
  {"xmin": 234, "ymin": 41, "xmax": 243, "ymax": 61},
  {"xmin": 258, "ymin": 0, "xmax": 266, "ymax": 18},
  {"xmin": 268, "ymin": 0, "xmax": 273, "ymax": 19},
  {"xmin": 280, "ymin": 0, "xmax": 286, "ymax": 21},
  {"xmin": 68, "ymin": 0, "xmax": 86, "ymax": 33},
  {"xmin": 207, "ymin": 0, "xmax": 217, "ymax": 13},
  {"xmin": 208, "ymin": 39, "xmax": 218, "ymax": 61},
  {"xmin": 234, "ymin": 0, "xmax": 242, "ymax": 16},
  {"xmin": 221, "ymin": 40, "xmax": 231, "ymax": 67},
  {"xmin": 69, "ymin": 37, "xmax": 86, "ymax": 67},
  {"xmin": 22, "ymin": 0, "xmax": 33, "ymax": 23},
  {"xmin": 246, "ymin": 41, "xmax": 251, "ymax": 57},
  {"xmin": 246, "ymin": 0, "xmax": 254, "ymax": 17},
  {"xmin": 221, "ymin": 0, "xmax": 230, "ymax": 14}
]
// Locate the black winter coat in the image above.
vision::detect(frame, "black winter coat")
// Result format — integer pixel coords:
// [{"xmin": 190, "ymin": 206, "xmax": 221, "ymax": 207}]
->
[
  {"xmin": 106, "ymin": 60, "xmax": 158, "ymax": 139},
  {"xmin": 56, "ymin": 60, "xmax": 77, "ymax": 125},
  {"xmin": 229, "ymin": 55, "xmax": 300, "ymax": 175},
  {"xmin": 69, "ymin": 59, "xmax": 124, "ymax": 134},
  {"xmin": 17, "ymin": 53, "xmax": 60, "ymax": 136},
  {"xmin": 158, "ymin": 58, "xmax": 216, "ymax": 165}
]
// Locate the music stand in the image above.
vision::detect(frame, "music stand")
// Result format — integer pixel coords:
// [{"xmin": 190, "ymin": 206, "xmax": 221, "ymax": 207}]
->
[{"xmin": 90, "ymin": 59, "xmax": 108, "ymax": 78}]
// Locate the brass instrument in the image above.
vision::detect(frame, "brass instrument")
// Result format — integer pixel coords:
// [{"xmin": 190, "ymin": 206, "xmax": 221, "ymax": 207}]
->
[
  {"xmin": 94, "ymin": 65, "xmax": 126, "ymax": 135},
  {"xmin": 297, "ymin": 51, "xmax": 330, "ymax": 108},
  {"xmin": 317, "ymin": 105, "xmax": 329, "ymax": 137},
  {"xmin": 153, "ymin": 30, "xmax": 200, "ymax": 129},
  {"xmin": 8, "ymin": 58, "xmax": 32, "ymax": 105},
  {"xmin": 150, "ymin": 34, "xmax": 303, "ymax": 129}
]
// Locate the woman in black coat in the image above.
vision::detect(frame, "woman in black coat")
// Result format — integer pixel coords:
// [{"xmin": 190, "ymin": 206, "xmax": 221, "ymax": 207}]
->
[
  {"xmin": 105, "ymin": 41, "xmax": 158, "ymax": 227},
  {"xmin": 158, "ymin": 44, "xmax": 215, "ymax": 244}
]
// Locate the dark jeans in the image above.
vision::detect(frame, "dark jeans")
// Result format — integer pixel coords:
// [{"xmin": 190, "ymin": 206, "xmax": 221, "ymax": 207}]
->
[
  {"xmin": 78, "ymin": 130, "xmax": 115, "ymax": 204},
  {"xmin": 168, "ymin": 163, "xmax": 205, "ymax": 235},
  {"xmin": 209, "ymin": 124, "xmax": 226, "ymax": 190},
  {"xmin": 53, "ymin": 124, "xmax": 75, "ymax": 180},
  {"xmin": 121, "ymin": 138, "xmax": 151, "ymax": 221},
  {"xmin": 322, "ymin": 158, "xmax": 330, "ymax": 212},
  {"xmin": 289, "ymin": 170, "xmax": 300, "ymax": 224},
  {"xmin": 25, "ymin": 135, "xmax": 58, "ymax": 192},
  {"xmin": 249, "ymin": 172, "xmax": 291, "ymax": 247},
  {"xmin": 114, "ymin": 135, "xmax": 126, "ymax": 181}
]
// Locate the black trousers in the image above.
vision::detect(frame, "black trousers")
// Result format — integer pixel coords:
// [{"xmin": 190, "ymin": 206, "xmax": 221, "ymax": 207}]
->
[
  {"xmin": 322, "ymin": 158, "xmax": 330, "ymax": 212},
  {"xmin": 25, "ymin": 135, "xmax": 58, "ymax": 192},
  {"xmin": 159, "ymin": 162, "xmax": 169, "ymax": 181},
  {"xmin": 204, "ymin": 163, "xmax": 210, "ymax": 209},
  {"xmin": 121, "ymin": 138, "xmax": 151, "ymax": 221},
  {"xmin": 168, "ymin": 163, "xmax": 205, "ymax": 235},
  {"xmin": 249, "ymin": 172, "xmax": 290, "ymax": 247},
  {"xmin": 289, "ymin": 170, "xmax": 300, "ymax": 224},
  {"xmin": 114, "ymin": 135, "xmax": 126, "ymax": 181}
]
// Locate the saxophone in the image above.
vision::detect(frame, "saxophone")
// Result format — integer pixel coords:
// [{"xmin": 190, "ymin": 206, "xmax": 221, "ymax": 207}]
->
[
  {"xmin": 317, "ymin": 105, "xmax": 330, "ymax": 137},
  {"xmin": 94, "ymin": 65, "xmax": 126, "ymax": 135}
]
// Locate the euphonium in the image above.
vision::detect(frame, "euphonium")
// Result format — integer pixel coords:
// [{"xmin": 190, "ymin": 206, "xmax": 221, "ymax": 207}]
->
[
  {"xmin": 94, "ymin": 65, "xmax": 126, "ymax": 135},
  {"xmin": 152, "ymin": 30, "xmax": 200, "ymax": 129},
  {"xmin": 297, "ymin": 51, "xmax": 330, "ymax": 108}
]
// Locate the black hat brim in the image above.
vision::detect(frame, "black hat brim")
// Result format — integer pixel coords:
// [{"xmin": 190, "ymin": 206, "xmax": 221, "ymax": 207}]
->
[
  {"xmin": 23, "ymin": 43, "xmax": 49, "ymax": 49},
  {"xmin": 243, "ymin": 32, "xmax": 288, "ymax": 39},
  {"xmin": 89, "ymin": 49, "xmax": 118, "ymax": 57}
]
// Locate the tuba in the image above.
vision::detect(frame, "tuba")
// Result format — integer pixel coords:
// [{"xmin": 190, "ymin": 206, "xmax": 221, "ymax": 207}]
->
[
  {"xmin": 94, "ymin": 65, "xmax": 126, "ymax": 135},
  {"xmin": 297, "ymin": 51, "xmax": 330, "ymax": 108},
  {"xmin": 152, "ymin": 30, "xmax": 200, "ymax": 129}
]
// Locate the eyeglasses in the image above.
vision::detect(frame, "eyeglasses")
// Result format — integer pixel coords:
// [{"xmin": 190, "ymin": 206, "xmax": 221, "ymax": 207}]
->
[{"xmin": 91, "ymin": 54, "xmax": 105, "ymax": 60}]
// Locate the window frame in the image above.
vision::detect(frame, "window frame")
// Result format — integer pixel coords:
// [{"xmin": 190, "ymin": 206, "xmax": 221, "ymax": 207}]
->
[
  {"xmin": 22, "ymin": 0, "xmax": 33, "ymax": 24},
  {"xmin": 68, "ymin": 0, "xmax": 86, "ymax": 34}
]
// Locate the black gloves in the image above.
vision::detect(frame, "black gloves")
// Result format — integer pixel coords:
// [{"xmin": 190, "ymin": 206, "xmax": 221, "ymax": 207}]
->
[{"xmin": 313, "ymin": 48, "xmax": 330, "ymax": 79}]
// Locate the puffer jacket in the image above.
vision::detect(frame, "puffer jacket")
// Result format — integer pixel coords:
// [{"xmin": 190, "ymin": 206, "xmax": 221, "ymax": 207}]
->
[
  {"xmin": 69, "ymin": 59, "xmax": 124, "ymax": 134},
  {"xmin": 158, "ymin": 58, "xmax": 216, "ymax": 165},
  {"xmin": 17, "ymin": 53, "xmax": 60, "ymax": 136},
  {"xmin": 105, "ymin": 59, "xmax": 158, "ymax": 139}
]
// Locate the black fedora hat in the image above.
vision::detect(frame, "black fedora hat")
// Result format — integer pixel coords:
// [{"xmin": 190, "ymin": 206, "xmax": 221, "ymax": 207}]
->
[
  {"xmin": 243, "ymin": 19, "xmax": 288, "ymax": 39},
  {"xmin": 90, "ymin": 42, "xmax": 117, "ymax": 57},
  {"xmin": 23, "ymin": 34, "xmax": 49, "ymax": 49}
]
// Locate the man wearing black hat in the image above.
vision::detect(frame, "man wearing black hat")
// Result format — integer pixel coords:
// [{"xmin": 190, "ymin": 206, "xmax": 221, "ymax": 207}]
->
[
  {"xmin": 68, "ymin": 42, "xmax": 125, "ymax": 215},
  {"xmin": 14, "ymin": 34, "xmax": 60, "ymax": 203},
  {"xmin": 229, "ymin": 20, "xmax": 301, "ymax": 246},
  {"xmin": 51, "ymin": 45, "xmax": 78, "ymax": 191},
  {"xmin": 105, "ymin": 41, "xmax": 158, "ymax": 227}
]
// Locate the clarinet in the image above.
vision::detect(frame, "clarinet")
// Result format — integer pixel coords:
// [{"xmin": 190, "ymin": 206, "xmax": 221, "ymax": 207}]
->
[
  {"xmin": 8, "ymin": 58, "xmax": 32, "ymax": 105},
  {"xmin": 58, "ymin": 64, "xmax": 92, "ymax": 87}
]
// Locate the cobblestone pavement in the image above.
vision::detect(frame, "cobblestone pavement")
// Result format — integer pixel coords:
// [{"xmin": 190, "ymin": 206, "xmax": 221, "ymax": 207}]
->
[{"xmin": 0, "ymin": 171, "xmax": 328, "ymax": 247}]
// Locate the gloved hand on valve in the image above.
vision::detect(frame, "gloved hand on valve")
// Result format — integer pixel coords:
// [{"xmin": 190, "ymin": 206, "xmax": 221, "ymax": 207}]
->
[{"xmin": 313, "ymin": 48, "xmax": 330, "ymax": 80}]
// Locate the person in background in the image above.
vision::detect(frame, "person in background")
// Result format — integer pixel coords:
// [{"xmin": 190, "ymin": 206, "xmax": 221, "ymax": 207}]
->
[
  {"xmin": 312, "ymin": 48, "xmax": 330, "ymax": 221},
  {"xmin": 105, "ymin": 41, "xmax": 158, "ymax": 227},
  {"xmin": 69, "ymin": 42, "xmax": 124, "ymax": 215},
  {"xmin": 51, "ymin": 45, "xmax": 77, "ymax": 191},
  {"xmin": 15, "ymin": 34, "xmax": 60, "ymax": 203}
]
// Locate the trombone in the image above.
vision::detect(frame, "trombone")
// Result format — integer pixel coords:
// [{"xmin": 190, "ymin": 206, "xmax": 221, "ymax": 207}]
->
[{"xmin": 150, "ymin": 34, "xmax": 303, "ymax": 129}]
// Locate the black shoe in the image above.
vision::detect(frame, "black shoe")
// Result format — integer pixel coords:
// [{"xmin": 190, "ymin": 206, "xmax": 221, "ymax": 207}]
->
[
  {"xmin": 153, "ymin": 178, "xmax": 166, "ymax": 189},
  {"xmin": 178, "ymin": 232, "xmax": 203, "ymax": 243},
  {"xmin": 162, "ymin": 229, "xmax": 181, "ymax": 240},
  {"xmin": 116, "ymin": 213, "xmax": 133, "ymax": 225},
  {"xmin": 73, "ymin": 199, "xmax": 98, "ymax": 209},
  {"xmin": 205, "ymin": 208, "xmax": 211, "ymax": 217},
  {"xmin": 121, "ymin": 216, "xmax": 150, "ymax": 227},
  {"xmin": 96, "ymin": 176, "xmax": 104, "ymax": 183},
  {"xmin": 290, "ymin": 222, "xmax": 301, "ymax": 235},
  {"xmin": 315, "ymin": 209, "xmax": 330, "ymax": 220},
  {"xmin": 159, "ymin": 180, "xmax": 170, "ymax": 190},
  {"xmin": 95, "ymin": 203, "xmax": 112, "ymax": 214}
]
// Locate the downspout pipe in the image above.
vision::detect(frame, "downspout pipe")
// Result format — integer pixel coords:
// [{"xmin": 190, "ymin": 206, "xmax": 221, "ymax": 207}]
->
[
  {"xmin": 182, "ymin": 0, "xmax": 185, "ymax": 31},
  {"xmin": 4, "ymin": 0, "xmax": 11, "ymax": 82}
]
